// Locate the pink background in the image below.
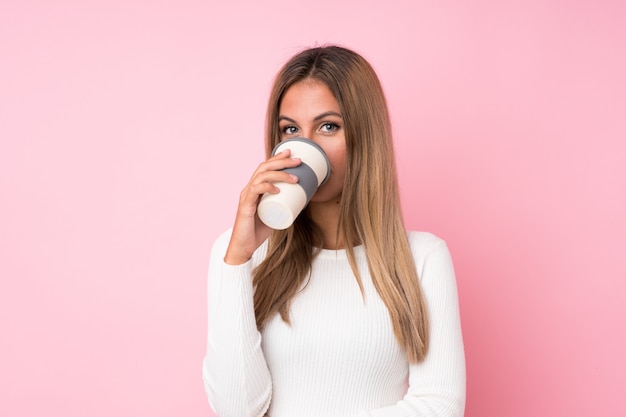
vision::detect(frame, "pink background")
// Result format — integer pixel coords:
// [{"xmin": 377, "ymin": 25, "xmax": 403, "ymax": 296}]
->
[{"xmin": 1, "ymin": 1, "xmax": 625, "ymax": 416}]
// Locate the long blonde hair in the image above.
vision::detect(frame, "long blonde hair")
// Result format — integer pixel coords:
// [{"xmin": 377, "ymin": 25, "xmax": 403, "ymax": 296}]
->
[{"xmin": 253, "ymin": 45, "xmax": 430, "ymax": 363}]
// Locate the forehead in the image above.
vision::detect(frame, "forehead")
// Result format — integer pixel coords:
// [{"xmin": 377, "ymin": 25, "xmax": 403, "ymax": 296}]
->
[{"xmin": 279, "ymin": 80, "xmax": 340, "ymax": 117}]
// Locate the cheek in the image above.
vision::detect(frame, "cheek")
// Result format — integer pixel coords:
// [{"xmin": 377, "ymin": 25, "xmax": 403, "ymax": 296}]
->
[
  {"xmin": 328, "ymin": 154, "xmax": 346, "ymax": 186},
  {"xmin": 325, "ymin": 145, "xmax": 346, "ymax": 170},
  {"xmin": 317, "ymin": 138, "xmax": 346, "ymax": 182}
]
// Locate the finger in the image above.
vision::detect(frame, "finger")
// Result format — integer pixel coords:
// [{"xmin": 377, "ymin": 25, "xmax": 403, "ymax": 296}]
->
[
  {"xmin": 256, "ymin": 150, "xmax": 302, "ymax": 173},
  {"xmin": 239, "ymin": 172, "xmax": 298, "ymax": 206},
  {"xmin": 250, "ymin": 170, "xmax": 299, "ymax": 188}
]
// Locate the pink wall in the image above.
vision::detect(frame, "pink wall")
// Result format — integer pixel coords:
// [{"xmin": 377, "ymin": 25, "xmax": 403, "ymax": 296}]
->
[{"xmin": 1, "ymin": 1, "xmax": 624, "ymax": 416}]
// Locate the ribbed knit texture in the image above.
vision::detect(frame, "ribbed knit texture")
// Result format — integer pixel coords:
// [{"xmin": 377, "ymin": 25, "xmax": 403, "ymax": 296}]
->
[{"xmin": 203, "ymin": 230, "xmax": 465, "ymax": 417}]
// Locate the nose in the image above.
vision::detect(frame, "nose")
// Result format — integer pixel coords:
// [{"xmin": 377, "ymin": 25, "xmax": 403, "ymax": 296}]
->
[{"xmin": 301, "ymin": 127, "xmax": 316, "ymax": 141}]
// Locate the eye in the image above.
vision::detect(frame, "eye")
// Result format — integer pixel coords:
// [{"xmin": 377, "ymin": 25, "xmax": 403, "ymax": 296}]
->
[
  {"xmin": 319, "ymin": 122, "xmax": 340, "ymax": 133},
  {"xmin": 281, "ymin": 125, "xmax": 299, "ymax": 135}
]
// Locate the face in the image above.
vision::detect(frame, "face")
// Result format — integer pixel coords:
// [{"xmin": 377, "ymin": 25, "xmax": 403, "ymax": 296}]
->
[{"xmin": 278, "ymin": 80, "xmax": 346, "ymax": 205}]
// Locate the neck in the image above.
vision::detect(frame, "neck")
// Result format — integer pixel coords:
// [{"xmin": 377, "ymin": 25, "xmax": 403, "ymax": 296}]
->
[{"xmin": 306, "ymin": 200, "xmax": 345, "ymax": 250}]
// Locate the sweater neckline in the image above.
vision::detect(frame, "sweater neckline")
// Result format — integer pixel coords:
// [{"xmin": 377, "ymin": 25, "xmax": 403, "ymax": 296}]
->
[{"xmin": 315, "ymin": 244, "xmax": 365, "ymax": 260}]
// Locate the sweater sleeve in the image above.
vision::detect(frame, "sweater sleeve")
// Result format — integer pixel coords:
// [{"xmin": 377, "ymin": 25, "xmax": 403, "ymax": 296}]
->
[
  {"xmin": 357, "ymin": 236, "xmax": 466, "ymax": 417},
  {"xmin": 202, "ymin": 230, "xmax": 272, "ymax": 417}
]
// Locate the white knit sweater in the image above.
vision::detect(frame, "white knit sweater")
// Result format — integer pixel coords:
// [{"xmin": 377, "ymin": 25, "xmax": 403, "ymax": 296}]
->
[{"xmin": 202, "ymin": 229, "xmax": 465, "ymax": 417}]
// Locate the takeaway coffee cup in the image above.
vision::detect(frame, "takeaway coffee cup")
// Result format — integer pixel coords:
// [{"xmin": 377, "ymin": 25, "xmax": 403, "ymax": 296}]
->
[{"xmin": 257, "ymin": 137, "xmax": 330, "ymax": 230}]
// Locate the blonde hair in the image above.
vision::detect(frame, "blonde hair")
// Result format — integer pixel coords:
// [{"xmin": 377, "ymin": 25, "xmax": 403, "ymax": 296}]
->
[{"xmin": 253, "ymin": 45, "xmax": 430, "ymax": 363}]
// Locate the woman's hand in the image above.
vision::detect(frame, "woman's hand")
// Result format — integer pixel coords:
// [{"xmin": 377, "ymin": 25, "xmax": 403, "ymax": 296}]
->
[{"xmin": 224, "ymin": 149, "xmax": 301, "ymax": 265}]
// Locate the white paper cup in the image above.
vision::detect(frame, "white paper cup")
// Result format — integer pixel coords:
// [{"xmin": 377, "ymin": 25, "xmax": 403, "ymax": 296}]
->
[{"xmin": 257, "ymin": 138, "xmax": 330, "ymax": 230}]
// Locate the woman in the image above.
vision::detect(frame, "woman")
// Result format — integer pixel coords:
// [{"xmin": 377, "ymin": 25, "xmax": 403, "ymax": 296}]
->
[{"xmin": 202, "ymin": 45, "xmax": 466, "ymax": 417}]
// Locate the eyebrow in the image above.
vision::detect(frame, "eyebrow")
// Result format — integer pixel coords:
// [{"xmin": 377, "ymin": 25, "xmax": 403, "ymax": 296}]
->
[{"xmin": 278, "ymin": 111, "xmax": 343, "ymax": 124}]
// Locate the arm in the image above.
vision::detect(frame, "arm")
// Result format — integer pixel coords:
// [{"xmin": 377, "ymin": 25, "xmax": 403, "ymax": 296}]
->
[
  {"xmin": 202, "ymin": 230, "xmax": 272, "ymax": 417},
  {"xmin": 202, "ymin": 150, "xmax": 302, "ymax": 416},
  {"xmin": 357, "ymin": 238, "xmax": 466, "ymax": 417}
]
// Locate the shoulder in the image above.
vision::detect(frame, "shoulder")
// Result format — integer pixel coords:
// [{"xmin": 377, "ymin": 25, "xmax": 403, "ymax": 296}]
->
[
  {"xmin": 210, "ymin": 228, "xmax": 234, "ymax": 255},
  {"xmin": 406, "ymin": 230, "xmax": 445, "ymax": 247},
  {"xmin": 405, "ymin": 231, "xmax": 453, "ymax": 280},
  {"xmin": 406, "ymin": 230, "xmax": 447, "ymax": 257}
]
